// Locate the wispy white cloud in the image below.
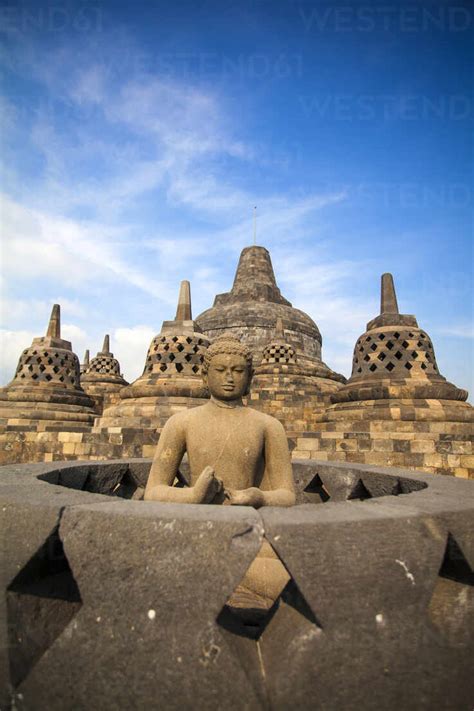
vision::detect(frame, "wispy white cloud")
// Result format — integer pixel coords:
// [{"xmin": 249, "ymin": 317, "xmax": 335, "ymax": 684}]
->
[
  {"xmin": 6, "ymin": 23, "xmax": 470, "ymax": 398},
  {"xmin": 433, "ymin": 324, "xmax": 474, "ymax": 340}
]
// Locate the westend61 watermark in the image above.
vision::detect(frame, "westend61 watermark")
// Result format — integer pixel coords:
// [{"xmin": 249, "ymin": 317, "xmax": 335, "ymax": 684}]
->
[
  {"xmin": 0, "ymin": 5, "xmax": 103, "ymax": 33},
  {"xmin": 298, "ymin": 4, "xmax": 472, "ymax": 33},
  {"xmin": 354, "ymin": 182, "xmax": 472, "ymax": 209},
  {"xmin": 121, "ymin": 52, "xmax": 303, "ymax": 80},
  {"xmin": 298, "ymin": 95, "xmax": 472, "ymax": 121}
]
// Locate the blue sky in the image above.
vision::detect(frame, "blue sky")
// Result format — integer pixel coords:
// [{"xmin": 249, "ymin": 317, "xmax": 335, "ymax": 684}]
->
[{"xmin": 1, "ymin": 0, "xmax": 472, "ymax": 395}]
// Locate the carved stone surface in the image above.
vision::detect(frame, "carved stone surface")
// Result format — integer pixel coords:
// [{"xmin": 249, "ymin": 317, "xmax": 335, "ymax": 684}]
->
[
  {"xmin": 295, "ymin": 275, "xmax": 474, "ymax": 478},
  {"xmin": 1, "ymin": 459, "xmax": 473, "ymax": 709},
  {"xmin": 81, "ymin": 336, "xmax": 128, "ymax": 415},
  {"xmin": 331, "ymin": 274, "xmax": 468, "ymax": 404},
  {"xmin": 0, "ymin": 305, "xmax": 96, "ymax": 432},
  {"xmin": 196, "ymin": 246, "xmax": 343, "ymax": 383},
  {"xmin": 93, "ymin": 281, "xmax": 210, "ymax": 433},
  {"xmin": 143, "ymin": 333, "xmax": 209, "ymax": 378}
]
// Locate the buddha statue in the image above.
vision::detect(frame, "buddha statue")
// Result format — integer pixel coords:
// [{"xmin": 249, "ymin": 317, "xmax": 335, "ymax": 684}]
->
[{"xmin": 144, "ymin": 336, "xmax": 296, "ymax": 610}]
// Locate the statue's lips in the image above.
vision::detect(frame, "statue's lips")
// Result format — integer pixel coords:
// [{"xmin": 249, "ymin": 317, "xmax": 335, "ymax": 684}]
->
[{"xmin": 222, "ymin": 385, "xmax": 235, "ymax": 391}]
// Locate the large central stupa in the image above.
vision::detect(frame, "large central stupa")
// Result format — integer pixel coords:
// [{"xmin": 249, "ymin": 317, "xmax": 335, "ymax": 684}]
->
[{"xmin": 196, "ymin": 245, "xmax": 343, "ymax": 383}]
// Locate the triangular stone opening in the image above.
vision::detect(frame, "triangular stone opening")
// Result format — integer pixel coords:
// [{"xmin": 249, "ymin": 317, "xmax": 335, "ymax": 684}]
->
[
  {"xmin": 303, "ymin": 473, "xmax": 331, "ymax": 504},
  {"xmin": 428, "ymin": 534, "xmax": 473, "ymax": 636},
  {"xmin": 393, "ymin": 480, "xmax": 404, "ymax": 495},
  {"xmin": 217, "ymin": 539, "xmax": 321, "ymax": 704},
  {"xmin": 7, "ymin": 528, "xmax": 82, "ymax": 687},
  {"xmin": 217, "ymin": 539, "xmax": 321, "ymax": 640},
  {"xmin": 438, "ymin": 533, "xmax": 473, "ymax": 585},
  {"xmin": 347, "ymin": 479, "xmax": 372, "ymax": 501}
]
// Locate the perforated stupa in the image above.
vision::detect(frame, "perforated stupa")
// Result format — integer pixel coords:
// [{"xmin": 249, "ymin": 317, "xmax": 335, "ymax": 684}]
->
[
  {"xmin": 81, "ymin": 335, "xmax": 128, "ymax": 412},
  {"xmin": 293, "ymin": 274, "xmax": 473, "ymax": 478},
  {"xmin": 94, "ymin": 280, "xmax": 210, "ymax": 433},
  {"xmin": 0, "ymin": 304, "xmax": 96, "ymax": 434}
]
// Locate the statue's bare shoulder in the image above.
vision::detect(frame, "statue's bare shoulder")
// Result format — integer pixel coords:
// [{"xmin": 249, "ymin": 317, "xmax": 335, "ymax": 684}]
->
[{"xmin": 242, "ymin": 406, "xmax": 287, "ymax": 434}]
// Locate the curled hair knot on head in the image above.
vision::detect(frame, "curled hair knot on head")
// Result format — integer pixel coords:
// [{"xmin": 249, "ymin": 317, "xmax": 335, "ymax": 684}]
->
[{"xmin": 202, "ymin": 336, "xmax": 253, "ymax": 375}]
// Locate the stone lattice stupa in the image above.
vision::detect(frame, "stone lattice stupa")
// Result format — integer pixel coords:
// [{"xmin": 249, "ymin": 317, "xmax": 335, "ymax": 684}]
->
[
  {"xmin": 294, "ymin": 274, "xmax": 473, "ymax": 478},
  {"xmin": 249, "ymin": 318, "xmax": 338, "ymax": 436},
  {"xmin": 81, "ymin": 335, "xmax": 128, "ymax": 413},
  {"xmin": 94, "ymin": 281, "xmax": 210, "ymax": 441},
  {"xmin": 0, "ymin": 305, "xmax": 96, "ymax": 453}
]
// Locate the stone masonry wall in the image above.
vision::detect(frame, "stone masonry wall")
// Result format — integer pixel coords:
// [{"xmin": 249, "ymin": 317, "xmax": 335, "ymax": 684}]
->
[{"xmin": 292, "ymin": 419, "xmax": 473, "ymax": 479}]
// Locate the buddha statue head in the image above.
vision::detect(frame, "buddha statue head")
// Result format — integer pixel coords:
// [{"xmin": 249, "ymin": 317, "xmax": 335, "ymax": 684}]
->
[{"xmin": 202, "ymin": 337, "xmax": 254, "ymax": 401}]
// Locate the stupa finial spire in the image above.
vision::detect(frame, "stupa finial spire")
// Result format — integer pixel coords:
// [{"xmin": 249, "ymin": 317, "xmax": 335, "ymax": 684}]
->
[
  {"xmin": 83, "ymin": 349, "xmax": 90, "ymax": 366},
  {"xmin": 253, "ymin": 205, "xmax": 257, "ymax": 246},
  {"xmin": 175, "ymin": 280, "xmax": 192, "ymax": 321},
  {"xmin": 275, "ymin": 317, "xmax": 284, "ymax": 339},
  {"xmin": 102, "ymin": 335, "xmax": 110, "ymax": 354},
  {"xmin": 381, "ymin": 273, "xmax": 399, "ymax": 315},
  {"xmin": 46, "ymin": 304, "xmax": 61, "ymax": 339}
]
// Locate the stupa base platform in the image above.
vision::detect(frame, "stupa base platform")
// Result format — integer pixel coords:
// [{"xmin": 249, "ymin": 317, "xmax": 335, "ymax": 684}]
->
[
  {"xmin": 247, "ymin": 374, "xmax": 342, "ymax": 434},
  {"xmin": 94, "ymin": 394, "xmax": 209, "ymax": 430},
  {"xmin": 293, "ymin": 402, "xmax": 474, "ymax": 479},
  {"xmin": 0, "ymin": 426, "xmax": 159, "ymax": 465}
]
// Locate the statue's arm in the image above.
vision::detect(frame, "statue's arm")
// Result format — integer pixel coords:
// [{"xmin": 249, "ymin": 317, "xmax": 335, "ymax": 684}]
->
[
  {"xmin": 144, "ymin": 415, "xmax": 223, "ymax": 504},
  {"xmin": 260, "ymin": 418, "xmax": 296, "ymax": 507},
  {"xmin": 144, "ymin": 416, "xmax": 195, "ymax": 503}
]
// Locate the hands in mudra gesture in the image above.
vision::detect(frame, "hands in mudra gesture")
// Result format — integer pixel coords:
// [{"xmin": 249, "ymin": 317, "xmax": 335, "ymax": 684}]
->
[{"xmin": 192, "ymin": 466, "xmax": 265, "ymax": 508}]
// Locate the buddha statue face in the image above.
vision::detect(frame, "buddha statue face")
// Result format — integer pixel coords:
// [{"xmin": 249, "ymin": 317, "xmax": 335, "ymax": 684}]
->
[{"xmin": 204, "ymin": 353, "xmax": 250, "ymax": 401}]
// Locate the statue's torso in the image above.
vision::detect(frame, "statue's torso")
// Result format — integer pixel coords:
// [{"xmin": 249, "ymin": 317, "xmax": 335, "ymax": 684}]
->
[{"xmin": 184, "ymin": 402, "xmax": 266, "ymax": 490}]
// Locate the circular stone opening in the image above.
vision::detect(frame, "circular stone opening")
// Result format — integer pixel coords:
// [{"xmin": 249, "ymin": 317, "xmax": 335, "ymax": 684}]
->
[{"xmin": 38, "ymin": 459, "xmax": 427, "ymax": 505}]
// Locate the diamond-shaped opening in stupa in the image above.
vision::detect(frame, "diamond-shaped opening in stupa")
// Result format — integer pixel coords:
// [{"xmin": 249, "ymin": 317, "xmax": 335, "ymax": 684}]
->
[
  {"xmin": 217, "ymin": 539, "xmax": 321, "ymax": 642},
  {"xmin": 303, "ymin": 473, "xmax": 331, "ymax": 504},
  {"xmin": 7, "ymin": 528, "xmax": 82, "ymax": 688},
  {"xmin": 428, "ymin": 533, "xmax": 474, "ymax": 636}
]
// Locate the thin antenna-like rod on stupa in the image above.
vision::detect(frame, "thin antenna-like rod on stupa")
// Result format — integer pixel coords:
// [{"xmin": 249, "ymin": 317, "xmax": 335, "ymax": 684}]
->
[
  {"xmin": 46, "ymin": 304, "xmax": 61, "ymax": 338},
  {"xmin": 380, "ymin": 273, "xmax": 399, "ymax": 315},
  {"xmin": 253, "ymin": 206, "xmax": 257, "ymax": 246},
  {"xmin": 175, "ymin": 280, "xmax": 192, "ymax": 321}
]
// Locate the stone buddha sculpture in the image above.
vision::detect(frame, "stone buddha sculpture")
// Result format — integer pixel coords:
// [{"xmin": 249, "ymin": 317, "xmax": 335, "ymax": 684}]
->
[
  {"xmin": 145, "ymin": 336, "xmax": 295, "ymax": 610},
  {"xmin": 145, "ymin": 336, "xmax": 295, "ymax": 507}
]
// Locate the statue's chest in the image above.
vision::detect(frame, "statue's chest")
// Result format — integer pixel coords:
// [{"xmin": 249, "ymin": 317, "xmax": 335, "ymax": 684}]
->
[{"xmin": 186, "ymin": 415, "xmax": 263, "ymax": 471}]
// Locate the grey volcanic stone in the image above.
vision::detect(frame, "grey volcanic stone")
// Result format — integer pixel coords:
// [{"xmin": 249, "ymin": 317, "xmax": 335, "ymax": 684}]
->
[
  {"xmin": 17, "ymin": 501, "xmax": 264, "ymax": 711},
  {"xmin": 261, "ymin": 500, "xmax": 474, "ymax": 710},
  {"xmin": 1, "ymin": 459, "xmax": 473, "ymax": 710}
]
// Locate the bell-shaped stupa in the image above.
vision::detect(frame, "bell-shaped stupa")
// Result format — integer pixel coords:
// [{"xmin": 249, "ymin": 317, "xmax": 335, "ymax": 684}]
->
[
  {"xmin": 81, "ymin": 335, "xmax": 128, "ymax": 413},
  {"xmin": 196, "ymin": 245, "xmax": 345, "ymax": 383},
  {"xmin": 293, "ymin": 275, "xmax": 473, "ymax": 478},
  {"xmin": 331, "ymin": 273, "xmax": 467, "ymax": 404},
  {"xmin": 94, "ymin": 280, "xmax": 210, "ymax": 434},
  {"xmin": 0, "ymin": 304, "xmax": 96, "ymax": 430},
  {"xmin": 249, "ymin": 318, "xmax": 342, "ymax": 437}
]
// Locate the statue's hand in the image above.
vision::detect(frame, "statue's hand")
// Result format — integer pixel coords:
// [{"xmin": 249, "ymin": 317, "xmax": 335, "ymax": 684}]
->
[
  {"xmin": 228, "ymin": 487, "xmax": 265, "ymax": 508},
  {"xmin": 192, "ymin": 466, "xmax": 224, "ymax": 504}
]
